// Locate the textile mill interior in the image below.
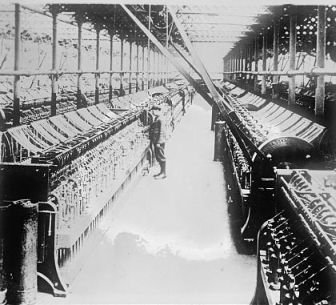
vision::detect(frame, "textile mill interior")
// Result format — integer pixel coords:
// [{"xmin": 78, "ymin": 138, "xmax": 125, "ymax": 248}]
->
[{"xmin": 0, "ymin": 2, "xmax": 336, "ymax": 305}]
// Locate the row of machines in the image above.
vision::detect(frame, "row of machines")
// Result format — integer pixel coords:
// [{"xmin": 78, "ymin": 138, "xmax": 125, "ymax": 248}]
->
[
  {"xmin": 216, "ymin": 80, "xmax": 328, "ymax": 241},
  {"xmin": 0, "ymin": 82, "xmax": 191, "ymax": 298},
  {"xmin": 215, "ymin": 80, "xmax": 335, "ymax": 304},
  {"xmin": 252, "ymin": 169, "xmax": 336, "ymax": 305},
  {"xmin": 0, "ymin": 76, "xmax": 161, "ymax": 129}
]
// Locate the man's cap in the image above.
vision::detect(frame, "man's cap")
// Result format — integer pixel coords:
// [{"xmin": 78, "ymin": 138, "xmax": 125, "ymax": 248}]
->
[{"xmin": 150, "ymin": 105, "xmax": 162, "ymax": 111}]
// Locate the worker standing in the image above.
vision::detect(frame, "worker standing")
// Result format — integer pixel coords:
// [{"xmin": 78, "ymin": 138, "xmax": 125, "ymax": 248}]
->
[
  {"xmin": 149, "ymin": 105, "xmax": 167, "ymax": 179},
  {"xmin": 179, "ymin": 88, "xmax": 186, "ymax": 115}
]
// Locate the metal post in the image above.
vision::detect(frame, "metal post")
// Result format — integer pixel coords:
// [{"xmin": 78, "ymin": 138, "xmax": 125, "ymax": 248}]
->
[
  {"xmin": 155, "ymin": 51, "xmax": 157, "ymax": 86},
  {"xmin": 237, "ymin": 48, "xmax": 241, "ymax": 84},
  {"xmin": 120, "ymin": 35, "xmax": 124, "ymax": 95},
  {"xmin": 95, "ymin": 27, "xmax": 100, "ymax": 104},
  {"xmin": 254, "ymin": 36, "xmax": 259, "ymax": 91},
  {"xmin": 154, "ymin": 52, "xmax": 157, "ymax": 85},
  {"xmin": 155, "ymin": 50, "xmax": 158, "ymax": 86},
  {"xmin": 153, "ymin": 50, "xmax": 156, "ymax": 86},
  {"xmin": 238, "ymin": 51, "xmax": 241, "ymax": 73},
  {"xmin": 232, "ymin": 55, "xmax": 235, "ymax": 81},
  {"xmin": 136, "ymin": 36, "xmax": 139, "ymax": 92},
  {"xmin": 5, "ymin": 200, "xmax": 38, "ymax": 305},
  {"xmin": 51, "ymin": 9, "xmax": 58, "ymax": 116},
  {"xmin": 272, "ymin": 19, "xmax": 280, "ymax": 99},
  {"xmin": 161, "ymin": 53, "xmax": 163, "ymax": 84},
  {"xmin": 232, "ymin": 55, "xmax": 234, "ymax": 81},
  {"xmin": 129, "ymin": 41, "xmax": 132, "ymax": 94},
  {"xmin": 214, "ymin": 121, "xmax": 225, "ymax": 161},
  {"xmin": 0, "ymin": 204, "xmax": 10, "ymax": 305},
  {"xmin": 159, "ymin": 52, "xmax": 162, "ymax": 85},
  {"xmin": 157, "ymin": 52, "xmax": 160, "ymax": 85},
  {"xmin": 147, "ymin": 5, "xmax": 151, "ymax": 89},
  {"xmin": 241, "ymin": 47, "xmax": 244, "ymax": 85},
  {"xmin": 109, "ymin": 31, "xmax": 114, "ymax": 101},
  {"xmin": 235, "ymin": 54, "xmax": 237, "ymax": 80},
  {"xmin": 315, "ymin": 5, "xmax": 326, "ymax": 117},
  {"xmin": 77, "ymin": 20, "xmax": 83, "ymax": 108},
  {"xmin": 211, "ymin": 104, "xmax": 219, "ymax": 131},
  {"xmin": 249, "ymin": 44, "xmax": 253, "ymax": 88},
  {"xmin": 13, "ymin": 4, "xmax": 21, "ymax": 126},
  {"xmin": 244, "ymin": 46, "xmax": 249, "ymax": 87},
  {"xmin": 142, "ymin": 45, "xmax": 145, "ymax": 90},
  {"xmin": 288, "ymin": 7, "xmax": 297, "ymax": 106},
  {"xmin": 261, "ymin": 29, "xmax": 267, "ymax": 95},
  {"xmin": 165, "ymin": 5, "xmax": 169, "ymax": 84}
]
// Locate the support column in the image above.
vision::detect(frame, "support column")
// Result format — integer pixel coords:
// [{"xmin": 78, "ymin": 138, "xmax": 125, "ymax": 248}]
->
[
  {"xmin": 272, "ymin": 19, "xmax": 280, "ymax": 99},
  {"xmin": 240, "ymin": 47, "xmax": 245, "ymax": 86},
  {"xmin": 235, "ymin": 53, "xmax": 238, "ymax": 81},
  {"xmin": 5, "ymin": 200, "xmax": 38, "ymax": 305},
  {"xmin": 237, "ymin": 52, "xmax": 240, "ymax": 81},
  {"xmin": 77, "ymin": 20, "xmax": 83, "ymax": 108},
  {"xmin": 159, "ymin": 53, "xmax": 162, "ymax": 85},
  {"xmin": 129, "ymin": 41, "xmax": 132, "ymax": 94},
  {"xmin": 244, "ymin": 46, "xmax": 249, "ymax": 87},
  {"xmin": 95, "ymin": 27, "xmax": 100, "ymax": 104},
  {"xmin": 315, "ymin": 5, "xmax": 326, "ymax": 117},
  {"xmin": 165, "ymin": 5, "xmax": 169, "ymax": 85},
  {"xmin": 211, "ymin": 104, "xmax": 219, "ymax": 131},
  {"xmin": 120, "ymin": 35, "xmax": 124, "ymax": 95},
  {"xmin": 51, "ymin": 9, "xmax": 58, "ymax": 116},
  {"xmin": 261, "ymin": 29, "xmax": 267, "ymax": 95},
  {"xmin": 154, "ymin": 51, "xmax": 156, "ymax": 86},
  {"xmin": 238, "ymin": 50, "xmax": 241, "ymax": 84},
  {"xmin": 147, "ymin": 5, "xmax": 151, "ymax": 89},
  {"xmin": 254, "ymin": 36, "xmax": 259, "ymax": 91},
  {"xmin": 13, "ymin": 4, "xmax": 21, "ymax": 126},
  {"xmin": 158, "ymin": 52, "xmax": 161, "ymax": 85},
  {"xmin": 136, "ymin": 39, "xmax": 139, "ymax": 92},
  {"xmin": 0, "ymin": 204, "xmax": 10, "ymax": 305},
  {"xmin": 288, "ymin": 7, "xmax": 297, "ymax": 106},
  {"xmin": 234, "ymin": 54, "xmax": 236, "ymax": 80},
  {"xmin": 249, "ymin": 44, "xmax": 253, "ymax": 88},
  {"xmin": 142, "ymin": 45, "xmax": 145, "ymax": 90},
  {"xmin": 109, "ymin": 31, "xmax": 114, "ymax": 101},
  {"xmin": 147, "ymin": 47, "xmax": 151, "ymax": 89},
  {"xmin": 231, "ymin": 55, "xmax": 234, "ymax": 81},
  {"xmin": 214, "ymin": 121, "xmax": 225, "ymax": 161}
]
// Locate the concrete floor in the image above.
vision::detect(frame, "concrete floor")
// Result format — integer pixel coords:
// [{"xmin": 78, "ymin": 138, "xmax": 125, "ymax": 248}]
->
[{"xmin": 39, "ymin": 96, "xmax": 257, "ymax": 304}]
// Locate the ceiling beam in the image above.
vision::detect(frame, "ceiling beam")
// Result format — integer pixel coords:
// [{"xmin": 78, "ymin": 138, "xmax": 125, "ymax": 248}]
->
[
  {"xmin": 169, "ymin": 5, "xmax": 266, "ymax": 160},
  {"xmin": 121, "ymin": 4, "xmax": 214, "ymax": 106},
  {"xmin": 190, "ymin": 40, "xmax": 239, "ymax": 43},
  {"xmin": 168, "ymin": 5, "xmax": 228, "ymax": 110},
  {"xmin": 170, "ymin": 42, "xmax": 203, "ymax": 79},
  {"xmin": 176, "ymin": 11, "xmax": 262, "ymax": 18},
  {"xmin": 182, "ymin": 22, "xmax": 254, "ymax": 26}
]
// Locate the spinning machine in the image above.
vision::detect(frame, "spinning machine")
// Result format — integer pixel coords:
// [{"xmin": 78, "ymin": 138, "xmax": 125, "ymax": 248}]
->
[
  {"xmin": 216, "ymin": 80, "xmax": 328, "ymax": 241},
  {"xmin": 0, "ymin": 83, "xmax": 190, "ymax": 297},
  {"xmin": 252, "ymin": 169, "xmax": 336, "ymax": 305}
]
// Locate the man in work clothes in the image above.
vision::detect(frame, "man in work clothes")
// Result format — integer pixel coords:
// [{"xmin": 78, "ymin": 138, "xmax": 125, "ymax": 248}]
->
[
  {"xmin": 149, "ymin": 105, "xmax": 167, "ymax": 179},
  {"xmin": 178, "ymin": 88, "xmax": 186, "ymax": 115}
]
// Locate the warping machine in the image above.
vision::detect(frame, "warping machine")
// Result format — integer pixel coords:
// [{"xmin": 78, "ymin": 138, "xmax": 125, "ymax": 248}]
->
[
  {"xmin": 215, "ymin": 80, "xmax": 329, "ymax": 242},
  {"xmin": 0, "ymin": 83, "xmax": 190, "ymax": 297},
  {"xmin": 252, "ymin": 169, "xmax": 336, "ymax": 305}
]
